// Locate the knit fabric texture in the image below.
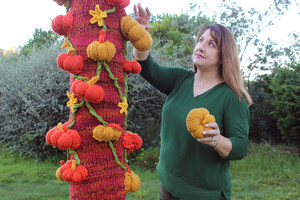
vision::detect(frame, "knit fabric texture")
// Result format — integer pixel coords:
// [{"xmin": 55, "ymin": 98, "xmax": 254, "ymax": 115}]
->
[{"xmin": 46, "ymin": 0, "xmax": 151, "ymax": 199}]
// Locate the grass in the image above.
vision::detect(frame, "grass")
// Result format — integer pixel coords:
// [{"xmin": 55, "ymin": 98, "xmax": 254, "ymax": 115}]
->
[{"xmin": 0, "ymin": 142, "xmax": 299, "ymax": 200}]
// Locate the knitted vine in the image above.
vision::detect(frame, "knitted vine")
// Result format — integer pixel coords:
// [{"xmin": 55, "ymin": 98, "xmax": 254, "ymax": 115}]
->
[{"xmin": 47, "ymin": 0, "xmax": 152, "ymax": 199}]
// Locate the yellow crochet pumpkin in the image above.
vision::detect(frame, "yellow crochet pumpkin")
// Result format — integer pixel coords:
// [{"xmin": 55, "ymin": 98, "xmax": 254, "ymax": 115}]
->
[
  {"xmin": 56, "ymin": 167, "xmax": 64, "ymax": 181},
  {"xmin": 87, "ymin": 41, "xmax": 116, "ymax": 62},
  {"xmin": 120, "ymin": 15, "xmax": 152, "ymax": 51},
  {"xmin": 124, "ymin": 172, "xmax": 141, "ymax": 193},
  {"xmin": 92, "ymin": 124, "xmax": 122, "ymax": 142},
  {"xmin": 186, "ymin": 108, "xmax": 216, "ymax": 139}
]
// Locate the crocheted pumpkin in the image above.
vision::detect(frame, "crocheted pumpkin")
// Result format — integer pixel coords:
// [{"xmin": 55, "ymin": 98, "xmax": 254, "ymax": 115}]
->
[
  {"xmin": 120, "ymin": 15, "xmax": 152, "ymax": 51},
  {"xmin": 86, "ymin": 30, "xmax": 116, "ymax": 62},
  {"xmin": 59, "ymin": 160, "xmax": 88, "ymax": 183},
  {"xmin": 124, "ymin": 166, "xmax": 141, "ymax": 193},
  {"xmin": 57, "ymin": 54, "xmax": 84, "ymax": 74},
  {"xmin": 46, "ymin": 122, "xmax": 81, "ymax": 150},
  {"xmin": 123, "ymin": 59, "xmax": 142, "ymax": 74},
  {"xmin": 71, "ymin": 80, "xmax": 105, "ymax": 103},
  {"xmin": 186, "ymin": 108, "xmax": 216, "ymax": 139},
  {"xmin": 122, "ymin": 132, "xmax": 143, "ymax": 153},
  {"xmin": 106, "ymin": 0, "xmax": 130, "ymax": 10},
  {"xmin": 51, "ymin": 12, "xmax": 73, "ymax": 36},
  {"xmin": 93, "ymin": 123, "xmax": 122, "ymax": 142}
]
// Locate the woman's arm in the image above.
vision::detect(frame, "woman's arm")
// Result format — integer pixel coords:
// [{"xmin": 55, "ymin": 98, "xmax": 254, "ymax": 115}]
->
[{"xmin": 198, "ymin": 123, "xmax": 232, "ymax": 158}]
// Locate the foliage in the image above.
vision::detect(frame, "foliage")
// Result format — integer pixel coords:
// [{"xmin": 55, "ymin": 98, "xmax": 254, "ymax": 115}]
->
[
  {"xmin": 0, "ymin": 42, "xmax": 69, "ymax": 158},
  {"xmin": 216, "ymin": 0, "xmax": 299, "ymax": 78},
  {"xmin": 134, "ymin": 146, "xmax": 160, "ymax": 170},
  {"xmin": 248, "ymin": 75, "xmax": 281, "ymax": 143},
  {"xmin": 268, "ymin": 64, "xmax": 300, "ymax": 146},
  {"xmin": 18, "ymin": 28, "xmax": 61, "ymax": 56},
  {"xmin": 149, "ymin": 12, "xmax": 215, "ymax": 61}
]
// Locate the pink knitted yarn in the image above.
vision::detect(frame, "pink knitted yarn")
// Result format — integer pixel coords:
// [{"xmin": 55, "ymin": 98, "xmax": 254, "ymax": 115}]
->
[{"xmin": 68, "ymin": 0, "xmax": 127, "ymax": 199}]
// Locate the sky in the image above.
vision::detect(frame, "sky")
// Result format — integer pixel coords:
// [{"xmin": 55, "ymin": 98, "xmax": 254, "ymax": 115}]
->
[{"xmin": 0, "ymin": 0, "xmax": 299, "ymax": 50}]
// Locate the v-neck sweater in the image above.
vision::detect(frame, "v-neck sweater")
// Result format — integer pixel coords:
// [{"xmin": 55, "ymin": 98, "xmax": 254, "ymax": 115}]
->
[{"xmin": 138, "ymin": 54, "xmax": 250, "ymax": 200}]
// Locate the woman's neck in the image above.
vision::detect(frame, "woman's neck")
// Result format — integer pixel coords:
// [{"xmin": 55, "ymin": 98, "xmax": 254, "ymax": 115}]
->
[{"xmin": 193, "ymin": 70, "xmax": 224, "ymax": 97}]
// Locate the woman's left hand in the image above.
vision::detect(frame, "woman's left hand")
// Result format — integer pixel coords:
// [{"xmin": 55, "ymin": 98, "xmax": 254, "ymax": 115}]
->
[
  {"xmin": 197, "ymin": 122, "xmax": 232, "ymax": 158},
  {"xmin": 197, "ymin": 122, "xmax": 220, "ymax": 148}
]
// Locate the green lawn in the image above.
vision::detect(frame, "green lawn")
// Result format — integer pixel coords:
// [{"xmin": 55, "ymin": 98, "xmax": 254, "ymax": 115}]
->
[{"xmin": 0, "ymin": 142, "xmax": 299, "ymax": 200}]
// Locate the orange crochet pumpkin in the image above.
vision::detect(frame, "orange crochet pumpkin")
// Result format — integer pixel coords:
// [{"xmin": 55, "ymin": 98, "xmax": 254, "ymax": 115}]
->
[
  {"xmin": 52, "ymin": 12, "xmax": 73, "ymax": 36},
  {"xmin": 186, "ymin": 108, "xmax": 216, "ymax": 139},
  {"xmin": 106, "ymin": 0, "xmax": 130, "ymax": 10},
  {"xmin": 46, "ymin": 122, "xmax": 81, "ymax": 150},
  {"xmin": 63, "ymin": 55, "xmax": 84, "ymax": 74},
  {"xmin": 59, "ymin": 160, "xmax": 88, "ymax": 183},
  {"xmin": 123, "ymin": 59, "xmax": 141, "ymax": 74},
  {"xmin": 122, "ymin": 132, "xmax": 142, "ymax": 154},
  {"xmin": 71, "ymin": 80, "xmax": 105, "ymax": 103}
]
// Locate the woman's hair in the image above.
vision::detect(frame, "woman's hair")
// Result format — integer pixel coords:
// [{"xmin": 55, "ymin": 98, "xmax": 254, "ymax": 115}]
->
[{"xmin": 194, "ymin": 24, "xmax": 252, "ymax": 106}]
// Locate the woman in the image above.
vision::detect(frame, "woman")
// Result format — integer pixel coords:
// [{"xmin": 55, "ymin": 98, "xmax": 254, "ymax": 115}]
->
[{"xmin": 133, "ymin": 3, "xmax": 252, "ymax": 200}]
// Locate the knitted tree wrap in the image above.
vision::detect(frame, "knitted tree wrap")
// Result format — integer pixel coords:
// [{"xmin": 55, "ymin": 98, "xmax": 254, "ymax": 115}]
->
[
  {"xmin": 68, "ymin": 1, "xmax": 126, "ymax": 199},
  {"xmin": 47, "ymin": 0, "xmax": 152, "ymax": 199}
]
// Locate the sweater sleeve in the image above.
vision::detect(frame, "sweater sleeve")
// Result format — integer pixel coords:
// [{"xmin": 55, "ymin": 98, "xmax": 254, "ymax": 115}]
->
[
  {"xmin": 223, "ymin": 95, "xmax": 250, "ymax": 160},
  {"xmin": 138, "ymin": 53, "xmax": 187, "ymax": 95}
]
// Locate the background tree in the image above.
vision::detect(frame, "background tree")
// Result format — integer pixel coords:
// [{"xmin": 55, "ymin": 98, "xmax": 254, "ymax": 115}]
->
[
  {"xmin": 269, "ymin": 64, "xmax": 300, "ymax": 146},
  {"xmin": 19, "ymin": 28, "xmax": 61, "ymax": 56}
]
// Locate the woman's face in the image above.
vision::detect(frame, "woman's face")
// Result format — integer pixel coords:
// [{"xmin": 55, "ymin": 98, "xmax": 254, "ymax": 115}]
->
[{"xmin": 193, "ymin": 29, "xmax": 220, "ymax": 71}]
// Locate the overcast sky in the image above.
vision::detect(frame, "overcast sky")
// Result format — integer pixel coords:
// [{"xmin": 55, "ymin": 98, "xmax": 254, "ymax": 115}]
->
[{"xmin": 0, "ymin": 0, "xmax": 298, "ymax": 50}]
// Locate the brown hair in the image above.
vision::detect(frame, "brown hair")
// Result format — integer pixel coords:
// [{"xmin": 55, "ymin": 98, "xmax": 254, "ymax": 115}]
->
[{"xmin": 194, "ymin": 24, "xmax": 252, "ymax": 106}]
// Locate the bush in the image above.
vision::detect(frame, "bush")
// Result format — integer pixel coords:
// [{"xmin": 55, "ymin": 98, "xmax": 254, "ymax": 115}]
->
[
  {"xmin": 248, "ymin": 75, "xmax": 281, "ymax": 143},
  {"xmin": 269, "ymin": 64, "xmax": 300, "ymax": 146},
  {"xmin": 0, "ymin": 43, "xmax": 69, "ymax": 158},
  {"xmin": 134, "ymin": 146, "xmax": 160, "ymax": 170}
]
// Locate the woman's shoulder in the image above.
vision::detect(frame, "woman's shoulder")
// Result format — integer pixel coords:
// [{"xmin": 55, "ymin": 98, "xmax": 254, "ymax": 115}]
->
[{"xmin": 219, "ymin": 83, "xmax": 248, "ymax": 106}]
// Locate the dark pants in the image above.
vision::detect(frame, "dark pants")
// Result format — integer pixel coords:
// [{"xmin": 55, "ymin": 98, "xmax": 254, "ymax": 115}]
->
[{"xmin": 159, "ymin": 185, "xmax": 226, "ymax": 200}]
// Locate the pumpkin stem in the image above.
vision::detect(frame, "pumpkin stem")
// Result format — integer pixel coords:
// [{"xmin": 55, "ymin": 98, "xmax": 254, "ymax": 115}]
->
[
  {"xmin": 57, "ymin": 123, "xmax": 64, "ymax": 132},
  {"xmin": 87, "ymin": 76, "xmax": 100, "ymax": 85},
  {"xmin": 98, "ymin": 29, "xmax": 106, "ymax": 43},
  {"xmin": 71, "ymin": 160, "xmax": 77, "ymax": 171}
]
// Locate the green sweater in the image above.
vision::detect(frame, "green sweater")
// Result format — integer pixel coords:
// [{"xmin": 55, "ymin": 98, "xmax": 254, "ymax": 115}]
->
[{"xmin": 138, "ymin": 54, "xmax": 250, "ymax": 200}]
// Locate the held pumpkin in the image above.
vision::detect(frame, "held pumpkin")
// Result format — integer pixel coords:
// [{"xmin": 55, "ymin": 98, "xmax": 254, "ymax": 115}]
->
[{"xmin": 186, "ymin": 108, "xmax": 216, "ymax": 139}]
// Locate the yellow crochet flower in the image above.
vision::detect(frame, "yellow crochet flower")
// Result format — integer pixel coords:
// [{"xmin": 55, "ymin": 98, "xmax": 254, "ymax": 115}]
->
[
  {"xmin": 89, "ymin": 5, "xmax": 108, "ymax": 27},
  {"xmin": 67, "ymin": 92, "xmax": 78, "ymax": 112},
  {"xmin": 61, "ymin": 38, "xmax": 71, "ymax": 49},
  {"xmin": 118, "ymin": 97, "xmax": 128, "ymax": 115}
]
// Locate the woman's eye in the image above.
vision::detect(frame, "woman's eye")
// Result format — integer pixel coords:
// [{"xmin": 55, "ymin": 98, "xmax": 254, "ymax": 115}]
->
[{"xmin": 209, "ymin": 42, "xmax": 215, "ymax": 47}]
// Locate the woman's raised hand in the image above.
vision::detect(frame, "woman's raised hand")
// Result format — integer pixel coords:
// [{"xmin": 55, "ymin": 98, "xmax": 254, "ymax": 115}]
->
[{"xmin": 134, "ymin": 3, "xmax": 151, "ymax": 31}]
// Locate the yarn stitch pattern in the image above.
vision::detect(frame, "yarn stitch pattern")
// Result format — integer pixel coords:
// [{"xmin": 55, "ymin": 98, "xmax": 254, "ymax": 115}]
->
[{"xmin": 47, "ymin": 0, "xmax": 152, "ymax": 199}]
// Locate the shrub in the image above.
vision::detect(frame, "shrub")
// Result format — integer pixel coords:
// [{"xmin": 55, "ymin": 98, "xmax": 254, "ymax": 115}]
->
[
  {"xmin": 0, "ymin": 43, "xmax": 69, "ymax": 158},
  {"xmin": 248, "ymin": 75, "xmax": 281, "ymax": 143},
  {"xmin": 269, "ymin": 64, "xmax": 300, "ymax": 146},
  {"xmin": 134, "ymin": 146, "xmax": 160, "ymax": 170}
]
